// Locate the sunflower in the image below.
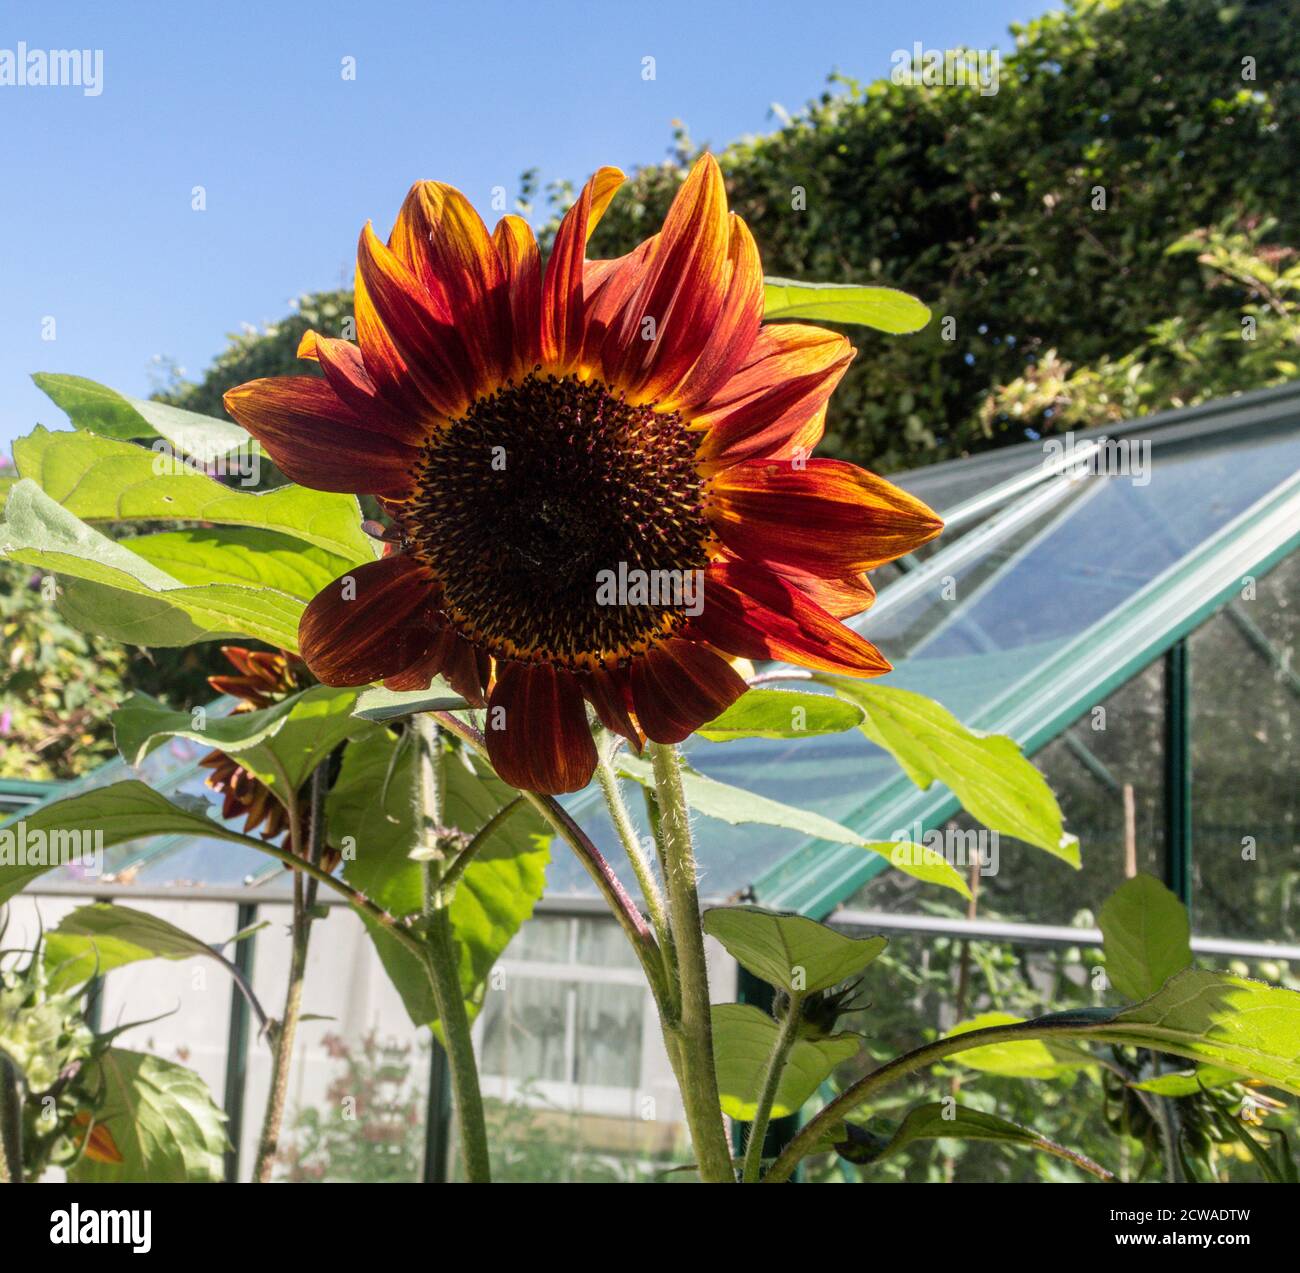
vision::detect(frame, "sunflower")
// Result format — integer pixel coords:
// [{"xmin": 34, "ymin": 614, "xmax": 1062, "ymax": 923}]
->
[{"xmin": 224, "ymin": 156, "xmax": 941, "ymax": 795}]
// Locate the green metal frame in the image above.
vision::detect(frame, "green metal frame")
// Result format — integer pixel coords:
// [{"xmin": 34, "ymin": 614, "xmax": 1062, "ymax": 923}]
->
[{"xmin": 753, "ymin": 465, "xmax": 1300, "ymax": 918}]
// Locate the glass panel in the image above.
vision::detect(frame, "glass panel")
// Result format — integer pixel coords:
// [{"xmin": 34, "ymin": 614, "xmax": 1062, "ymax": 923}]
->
[
  {"xmin": 575, "ymin": 916, "xmax": 641, "ymax": 969},
  {"xmin": 506, "ymin": 914, "xmax": 572, "ymax": 964},
  {"xmin": 1190, "ymin": 553, "xmax": 1300, "ymax": 943},
  {"xmin": 854, "ymin": 659, "xmax": 1166, "ymax": 924},
  {"xmin": 478, "ymin": 976, "xmax": 568, "ymax": 1084}
]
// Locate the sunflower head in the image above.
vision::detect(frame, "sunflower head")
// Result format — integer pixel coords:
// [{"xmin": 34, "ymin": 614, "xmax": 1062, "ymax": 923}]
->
[{"xmin": 225, "ymin": 156, "xmax": 942, "ymax": 794}]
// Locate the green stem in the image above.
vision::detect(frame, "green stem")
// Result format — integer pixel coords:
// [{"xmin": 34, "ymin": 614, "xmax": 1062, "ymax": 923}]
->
[
  {"xmin": 595, "ymin": 751, "xmax": 674, "ymax": 984},
  {"xmin": 252, "ymin": 766, "xmax": 326, "ymax": 1182},
  {"xmin": 648, "ymin": 741, "xmax": 734, "ymax": 1184},
  {"xmin": 742, "ymin": 994, "xmax": 803, "ymax": 1183},
  {"xmin": 764, "ymin": 1017, "xmax": 1118, "ymax": 1183},
  {"xmin": 441, "ymin": 796, "xmax": 524, "ymax": 893},
  {"xmin": 412, "ymin": 715, "xmax": 492, "ymax": 1184},
  {"xmin": 0, "ymin": 1056, "xmax": 21, "ymax": 1183}
]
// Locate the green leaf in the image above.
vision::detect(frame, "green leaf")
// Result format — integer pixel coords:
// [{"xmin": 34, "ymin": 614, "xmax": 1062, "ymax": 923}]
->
[
  {"xmin": 13, "ymin": 425, "xmax": 374, "ymax": 562},
  {"xmin": 44, "ymin": 903, "xmax": 237, "ymax": 991},
  {"xmin": 696, "ymin": 689, "xmax": 864, "ymax": 741},
  {"xmin": 946, "ymin": 1012, "xmax": 1098, "ymax": 1078},
  {"xmin": 33, "ymin": 372, "xmax": 250, "ymax": 458},
  {"xmin": 0, "ymin": 479, "xmax": 305, "ymax": 649},
  {"xmin": 842, "ymin": 1103, "xmax": 1112, "ymax": 1180},
  {"xmin": 113, "ymin": 686, "xmax": 366, "ymax": 801},
  {"xmin": 1085, "ymin": 971, "xmax": 1300, "ymax": 1094},
  {"xmin": 328, "ymin": 733, "xmax": 550, "ymax": 1030},
  {"xmin": 762, "ymin": 278, "xmax": 931, "ymax": 333},
  {"xmin": 1129, "ymin": 1065, "xmax": 1242, "ymax": 1097},
  {"xmin": 703, "ymin": 905, "xmax": 885, "ymax": 994},
  {"xmin": 352, "ymin": 684, "xmax": 469, "ymax": 722},
  {"xmin": 616, "ymin": 753, "xmax": 970, "ymax": 898},
  {"xmin": 123, "ymin": 527, "xmax": 354, "ymax": 602},
  {"xmin": 712, "ymin": 1003, "xmax": 859, "ymax": 1120},
  {"xmin": 815, "ymin": 678, "xmax": 1078, "ymax": 865},
  {"xmin": 1099, "ymin": 873, "xmax": 1193, "ymax": 1001},
  {"xmin": 0, "ymin": 780, "xmax": 276, "ymax": 904},
  {"xmin": 67, "ymin": 1049, "xmax": 227, "ymax": 1182}
]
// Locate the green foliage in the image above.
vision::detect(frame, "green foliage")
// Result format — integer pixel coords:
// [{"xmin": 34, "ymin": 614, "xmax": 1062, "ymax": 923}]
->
[
  {"xmin": 703, "ymin": 904, "xmax": 885, "ymax": 993},
  {"xmin": 1099, "ymin": 873, "xmax": 1193, "ymax": 1001},
  {"xmin": 581, "ymin": 0, "xmax": 1299, "ymax": 468},
  {"xmin": 711, "ymin": 1003, "xmax": 859, "ymax": 1120},
  {"xmin": 694, "ymin": 688, "xmax": 863, "ymax": 741}
]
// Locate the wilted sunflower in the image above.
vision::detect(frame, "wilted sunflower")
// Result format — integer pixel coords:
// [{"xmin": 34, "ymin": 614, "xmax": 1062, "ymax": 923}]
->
[{"xmin": 224, "ymin": 155, "xmax": 941, "ymax": 795}]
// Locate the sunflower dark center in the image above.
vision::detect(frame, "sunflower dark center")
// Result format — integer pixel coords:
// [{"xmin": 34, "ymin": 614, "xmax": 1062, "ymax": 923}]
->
[{"xmin": 406, "ymin": 373, "xmax": 712, "ymax": 668}]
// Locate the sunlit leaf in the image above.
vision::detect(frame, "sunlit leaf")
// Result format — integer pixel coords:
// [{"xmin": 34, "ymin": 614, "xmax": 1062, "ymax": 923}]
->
[
  {"xmin": 763, "ymin": 278, "xmax": 931, "ymax": 333},
  {"xmin": 696, "ymin": 689, "xmax": 863, "ymax": 742},
  {"xmin": 1099, "ymin": 872, "xmax": 1193, "ymax": 1001}
]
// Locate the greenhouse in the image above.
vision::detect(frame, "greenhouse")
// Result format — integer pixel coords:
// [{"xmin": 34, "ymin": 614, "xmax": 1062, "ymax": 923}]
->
[{"xmin": 6, "ymin": 382, "xmax": 1295, "ymax": 1183}]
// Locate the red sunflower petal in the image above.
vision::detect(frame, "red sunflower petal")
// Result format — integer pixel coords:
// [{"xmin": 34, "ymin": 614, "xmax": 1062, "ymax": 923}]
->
[
  {"xmin": 580, "ymin": 664, "xmax": 643, "ymax": 751},
  {"xmin": 688, "ymin": 560, "xmax": 891, "ymax": 677},
  {"xmin": 223, "ymin": 377, "xmax": 420, "ymax": 497},
  {"xmin": 389, "ymin": 181, "xmax": 513, "ymax": 391},
  {"xmin": 441, "ymin": 632, "xmax": 491, "ymax": 708},
  {"xmin": 709, "ymin": 458, "xmax": 944, "ymax": 575},
  {"xmin": 357, "ymin": 222, "xmax": 478, "ymax": 417},
  {"xmin": 663, "ymin": 214, "xmax": 764, "ymax": 412},
  {"xmin": 493, "ymin": 215, "xmax": 543, "ymax": 376},
  {"xmin": 382, "ymin": 623, "xmax": 456, "ymax": 692},
  {"xmin": 296, "ymin": 330, "xmax": 430, "ymax": 446},
  {"xmin": 599, "ymin": 153, "xmax": 731, "ymax": 402},
  {"xmin": 774, "ymin": 565, "xmax": 877, "ymax": 620},
  {"xmin": 541, "ymin": 166, "xmax": 624, "ymax": 372},
  {"xmin": 629, "ymin": 639, "xmax": 748, "ymax": 745},
  {"xmin": 299, "ymin": 555, "xmax": 438, "ymax": 686},
  {"xmin": 485, "ymin": 663, "xmax": 597, "ymax": 794},
  {"xmin": 694, "ymin": 324, "xmax": 854, "ymax": 470}
]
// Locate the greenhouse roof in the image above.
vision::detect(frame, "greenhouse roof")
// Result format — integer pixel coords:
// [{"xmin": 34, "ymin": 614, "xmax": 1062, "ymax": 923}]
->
[{"xmin": 10, "ymin": 382, "xmax": 1300, "ymax": 913}]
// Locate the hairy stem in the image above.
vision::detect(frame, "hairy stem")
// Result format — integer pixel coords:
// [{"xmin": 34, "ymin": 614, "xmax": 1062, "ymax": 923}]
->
[
  {"xmin": 595, "ymin": 751, "xmax": 674, "ymax": 981},
  {"xmin": 0, "ymin": 1057, "xmax": 21, "ymax": 1183},
  {"xmin": 252, "ymin": 766, "xmax": 326, "ymax": 1182},
  {"xmin": 413, "ymin": 715, "xmax": 492, "ymax": 1184},
  {"xmin": 742, "ymin": 994, "xmax": 803, "ymax": 1183},
  {"xmin": 648, "ymin": 741, "xmax": 734, "ymax": 1184}
]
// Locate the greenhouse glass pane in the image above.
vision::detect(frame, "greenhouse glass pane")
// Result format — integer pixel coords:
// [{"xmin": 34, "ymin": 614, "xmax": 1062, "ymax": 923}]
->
[{"xmin": 1190, "ymin": 553, "xmax": 1299, "ymax": 944}]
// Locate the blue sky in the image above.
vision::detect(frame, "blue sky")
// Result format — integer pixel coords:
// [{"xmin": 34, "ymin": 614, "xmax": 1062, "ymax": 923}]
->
[{"xmin": 0, "ymin": 0, "xmax": 1044, "ymax": 454}]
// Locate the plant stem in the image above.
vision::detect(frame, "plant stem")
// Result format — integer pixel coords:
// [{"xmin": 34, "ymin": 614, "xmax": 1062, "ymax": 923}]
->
[
  {"xmin": 742, "ymin": 994, "xmax": 803, "ymax": 1183},
  {"xmin": 764, "ymin": 1016, "xmax": 1121, "ymax": 1183},
  {"xmin": 412, "ymin": 715, "xmax": 492, "ymax": 1184},
  {"xmin": 0, "ymin": 1056, "xmax": 21, "ymax": 1183},
  {"xmin": 595, "ymin": 751, "xmax": 674, "ymax": 981},
  {"xmin": 647, "ymin": 741, "xmax": 734, "ymax": 1184},
  {"xmin": 441, "ymin": 796, "xmax": 524, "ymax": 893},
  {"xmin": 252, "ymin": 766, "xmax": 326, "ymax": 1182}
]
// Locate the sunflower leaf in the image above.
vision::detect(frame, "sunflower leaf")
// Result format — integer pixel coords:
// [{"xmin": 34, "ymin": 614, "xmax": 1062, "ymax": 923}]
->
[
  {"xmin": 0, "ymin": 479, "xmax": 307, "ymax": 649},
  {"xmin": 838, "ymin": 1102, "xmax": 1112, "ymax": 1180},
  {"xmin": 703, "ymin": 905, "xmax": 886, "ymax": 993},
  {"xmin": 12, "ymin": 425, "xmax": 374, "ymax": 563},
  {"xmin": 1099, "ymin": 872, "xmax": 1193, "ymax": 1001},
  {"xmin": 112, "ymin": 686, "xmax": 367, "ymax": 800},
  {"xmin": 329, "ymin": 732, "xmax": 550, "ymax": 1033},
  {"xmin": 33, "ymin": 372, "xmax": 250, "ymax": 459},
  {"xmin": 0, "ymin": 780, "xmax": 278, "ymax": 904},
  {"xmin": 616, "ymin": 753, "xmax": 970, "ymax": 898},
  {"xmin": 352, "ymin": 684, "xmax": 469, "ymax": 722},
  {"xmin": 762, "ymin": 278, "xmax": 931, "ymax": 333},
  {"xmin": 697, "ymin": 689, "xmax": 864, "ymax": 741},
  {"xmin": 67, "ymin": 1048, "xmax": 227, "ymax": 1183},
  {"xmin": 814, "ymin": 678, "xmax": 1078, "ymax": 866},
  {"xmin": 712, "ymin": 1003, "xmax": 860, "ymax": 1120}
]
